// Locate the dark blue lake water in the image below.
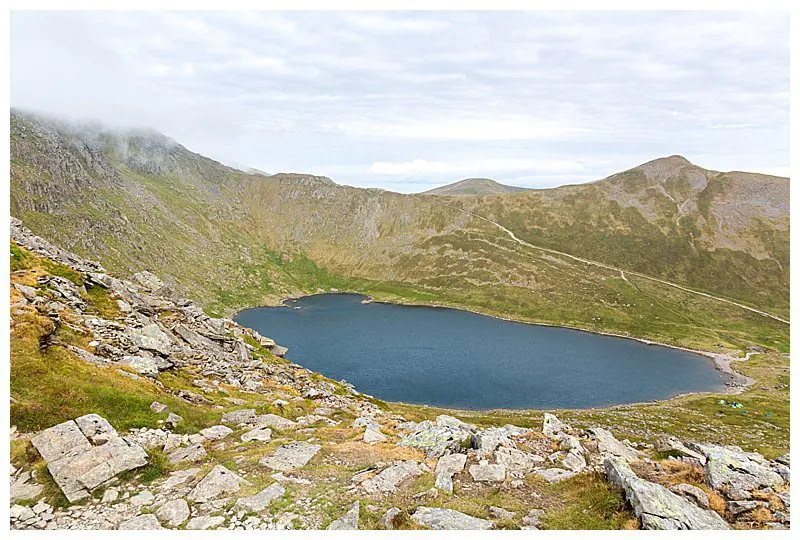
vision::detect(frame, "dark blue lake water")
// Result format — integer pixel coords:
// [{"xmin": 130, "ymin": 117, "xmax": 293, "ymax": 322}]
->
[{"xmin": 234, "ymin": 294, "xmax": 726, "ymax": 410}]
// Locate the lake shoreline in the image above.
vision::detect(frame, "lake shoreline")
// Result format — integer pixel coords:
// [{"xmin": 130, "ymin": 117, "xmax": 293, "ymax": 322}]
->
[{"xmin": 237, "ymin": 290, "xmax": 755, "ymax": 412}]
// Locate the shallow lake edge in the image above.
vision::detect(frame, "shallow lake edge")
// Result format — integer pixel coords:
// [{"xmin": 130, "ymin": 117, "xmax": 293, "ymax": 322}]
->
[{"xmin": 234, "ymin": 291, "xmax": 753, "ymax": 413}]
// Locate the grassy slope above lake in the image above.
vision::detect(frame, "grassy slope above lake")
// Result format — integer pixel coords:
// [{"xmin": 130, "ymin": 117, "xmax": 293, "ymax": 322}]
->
[{"xmin": 10, "ymin": 110, "xmax": 789, "ymax": 355}]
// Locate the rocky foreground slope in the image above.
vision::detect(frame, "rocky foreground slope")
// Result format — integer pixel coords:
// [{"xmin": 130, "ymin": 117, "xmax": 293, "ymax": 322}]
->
[{"xmin": 9, "ymin": 220, "xmax": 790, "ymax": 530}]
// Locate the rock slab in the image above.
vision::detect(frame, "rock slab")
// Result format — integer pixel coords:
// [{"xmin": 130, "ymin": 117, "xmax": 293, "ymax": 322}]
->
[{"xmin": 604, "ymin": 457, "xmax": 729, "ymax": 530}]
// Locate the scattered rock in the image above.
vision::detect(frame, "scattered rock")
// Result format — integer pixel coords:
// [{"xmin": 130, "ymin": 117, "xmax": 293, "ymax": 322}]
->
[
  {"xmin": 469, "ymin": 461, "xmax": 506, "ymax": 482},
  {"xmin": 186, "ymin": 515, "xmax": 226, "ymax": 530},
  {"xmin": 150, "ymin": 401, "xmax": 168, "ymax": 413},
  {"xmin": 241, "ymin": 426, "xmax": 273, "ymax": 443},
  {"xmin": 118, "ymin": 514, "xmax": 163, "ymax": 530},
  {"xmin": 254, "ymin": 414, "xmax": 298, "ymax": 431},
  {"xmin": 690, "ymin": 444, "xmax": 785, "ymax": 495},
  {"xmin": 188, "ymin": 464, "xmax": 251, "ymax": 502},
  {"xmin": 129, "ymin": 490, "xmax": 155, "ymax": 506},
  {"xmin": 410, "ymin": 507, "xmax": 492, "ymax": 530},
  {"xmin": 200, "ymin": 425, "xmax": 233, "ymax": 441},
  {"xmin": 488, "ymin": 506, "xmax": 515, "ymax": 520},
  {"xmin": 588, "ymin": 427, "xmax": 639, "ymax": 462},
  {"xmin": 165, "ymin": 413, "xmax": 183, "ymax": 427},
  {"xmin": 542, "ymin": 413, "xmax": 569, "ymax": 437},
  {"xmin": 434, "ymin": 453, "xmax": 467, "ymax": 493},
  {"xmin": 222, "ymin": 409, "xmax": 257, "ymax": 425},
  {"xmin": 233, "ymin": 483, "xmax": 286, "ymax": 513},
  {"xmin": 533, "ymin": 468, "xmax": 576, "ymax": 483},
  {"xmin": 495, "ymin": 447, "xmax": 544, "ymax": 477},
  {"xmin": 167, "ymin": 442, "xmax": 207, "ymax": 464},
  {"xmin": 363, "ymin": 427, "xmax": 388, "ymax": 444},
  {"xmin": 155, "ymin": 498, "xmax": 190, "ymax": 527},
  {"xmin": 362, "ymin": 461, "xmax": 422, "ymax": 494}
]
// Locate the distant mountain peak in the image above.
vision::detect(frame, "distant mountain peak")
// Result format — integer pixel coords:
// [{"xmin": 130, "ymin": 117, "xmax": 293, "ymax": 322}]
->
[{"xmin": 422, "ymin": 177, "xmax": 528, "ymax": 196}]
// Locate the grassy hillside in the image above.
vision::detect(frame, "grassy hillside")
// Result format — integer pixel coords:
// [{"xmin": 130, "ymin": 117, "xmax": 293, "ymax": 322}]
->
[{"xmin": 10, "ymin": 110, "xmax": 789, "ymax": 354}]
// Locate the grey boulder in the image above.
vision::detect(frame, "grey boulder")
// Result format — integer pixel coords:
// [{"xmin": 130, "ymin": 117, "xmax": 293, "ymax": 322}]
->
[
  {"xmin": 604, "ymin": 457, "xmax": 729, "ymax": 530},
  {"xmin": 410, "ymin": 507, "xmax": 493, "ymax": 530}
]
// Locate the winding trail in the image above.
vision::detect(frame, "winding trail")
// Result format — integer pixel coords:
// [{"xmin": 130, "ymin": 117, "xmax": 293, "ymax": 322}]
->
[{"xmin": 437, "ymin": 201, "xmax": 789, "ymax": 325}]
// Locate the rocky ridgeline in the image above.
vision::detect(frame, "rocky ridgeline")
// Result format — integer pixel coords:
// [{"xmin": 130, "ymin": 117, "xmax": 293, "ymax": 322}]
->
[{"xmin": 9, "ymin": 220, "xmax": 791, "ymax": 530}]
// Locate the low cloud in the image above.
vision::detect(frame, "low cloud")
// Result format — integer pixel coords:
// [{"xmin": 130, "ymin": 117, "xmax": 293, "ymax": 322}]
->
[{"xmin": 10, "ymin": 11, "xmax": 788, "ymax": 192}]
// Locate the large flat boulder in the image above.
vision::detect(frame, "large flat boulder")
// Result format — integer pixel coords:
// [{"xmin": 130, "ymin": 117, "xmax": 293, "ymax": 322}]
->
[
  {"xmin": 361, "ymin": 460, "xmax": 423, "ymax": 494},
  {"xmin": 128, "ymin": 323, "xmax": 174, "ymax": 356},
  {"xmin": 30, "ymin": 415, "xmax": 148, "ymax": 503},
  {"xmin": 259, "ymin": 442, "xmax": 321, "ymax": 472},
  {"xmin": 410, "ymin": 507, "xmax": 492, "ymax": 530},
  {"xmin": 604, "ymin": 457, "xmax": 729, "ymax": 530},
  {"xmin": 188, "ymin": 464, "xmax": 251, "ymax": 502},
  {"xmin": 690, "ymin": 444, "xmax": 785, "ymax": 496},
  {"xmin": 588, "ymin": 427, "xmax": 639, "ymax": 462}
]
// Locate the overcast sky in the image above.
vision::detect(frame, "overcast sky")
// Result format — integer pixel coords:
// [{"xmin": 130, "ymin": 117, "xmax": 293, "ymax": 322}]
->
[{"xmin": 11, "ymin": 11, "xmax": 789, "ymax": 192}]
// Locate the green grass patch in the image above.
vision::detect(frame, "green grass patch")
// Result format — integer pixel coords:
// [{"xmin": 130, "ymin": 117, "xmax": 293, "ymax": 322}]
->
[{"xmin": 540, "ymin": 472, "xmax": 636, "ymax": 530}]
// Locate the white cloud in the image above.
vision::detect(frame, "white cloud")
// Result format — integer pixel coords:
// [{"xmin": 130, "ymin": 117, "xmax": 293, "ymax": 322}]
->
[
  {"xmin": 332, "ymin": 118, "xmax": 592, "ymax": 141},
  {"xmin": 369, "ymin": 158, "xmax": 584, "ymax": 176},
  {"xmin": 9, "ymin": 11, "xmax": 788, "ymax": 192}
]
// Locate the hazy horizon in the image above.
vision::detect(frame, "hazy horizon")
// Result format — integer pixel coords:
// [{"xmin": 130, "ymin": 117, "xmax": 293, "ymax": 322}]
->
[{"xmin": 11, "ymin": 11, "xmax": 789, "ymax": 192}]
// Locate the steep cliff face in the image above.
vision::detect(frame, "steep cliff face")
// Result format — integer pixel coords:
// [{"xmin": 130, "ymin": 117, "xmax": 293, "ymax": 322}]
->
[{"xmin": 10, "ymin": 109, "xmax": 789, "ymax": 352}]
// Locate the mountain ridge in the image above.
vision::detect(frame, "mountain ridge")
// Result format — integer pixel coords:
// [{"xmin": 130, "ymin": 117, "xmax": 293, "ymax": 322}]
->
[
  {"xmin": 422, "ymin": 177, "xmax": 529, "ymax": 196},
  {"xmin": 10, "ymin": 109, "xmax": 789, "ymax": 354}
]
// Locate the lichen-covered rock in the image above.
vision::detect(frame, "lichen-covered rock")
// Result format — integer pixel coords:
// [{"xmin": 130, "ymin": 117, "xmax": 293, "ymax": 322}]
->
[
  {"xmin": 199, "ymin": 425, "xmax": 233, "ymax": 441},
  {"xmin": 690, "ymin": 444, "xmax": 785, "ymax": 495},
  {"xmin": 233, "ymin": 482, "xmax": 285, "ymax": 513},
  {"xmin": 469, "ymin": 461, "xmax": 506, "ymax": 482},
  {"xmin": 30, "ymin": 416, "xmax": 147, "ymax": 503},
  {"xmin": 398, "ymin": 417, "xmax": 475, "ymax": 458},
  {"xmin": 128, "ymin": 323, "xmax": 174, "ymax": 356},
  {"xmin": 532, "ymin": 468, "xmax": 576, "ymax": 483},
  {"xmin": 155, "ymin": 499, "xmax": 190, "ymax": 527},
  {"xmin": 188, "ymin": 464, "xmax": 251, "ymax": 502},
  {"xmin": 222, "ymin": 409, "xmax": 257, "ymax": 425},
  {"xmin": 361, "ymin": 461, "xmax": 422, "ymax": 494},
  {"xmin": 120, "ymin": 355, "xmax": 160, "ymax": 377},
  {"xmin": 410, "ymin": 507, "xmax": 492, "ymax": 530},
  {"xmin": 363, "ymin": 427, "xmax": 388, "ymax": 444},
  {"xmin": 495, "ymin": 446, "xmax": 544, "ymax": 477},
  {"xmin": 253, "ymin": 413, "xmax": 298, "ymax": 430},
  {"xmin": 588, "ymin": 427, "xmax": 639, "ymax": 462},
  {"xmin": 604, "ymin": 457, "xmax": 729, "ymax": 530},
  {"xmin": 167, "ymin": 442, "xmax": 207, "ymax": 464},
  {"xmin": 434, "ymin": 453, "xmax": 467, "ymax": 493},
  {"xmin": 380, "ymin": 507, "xmax": 402, "ymax": 530},
  {"xmin": 670, "ymin": 483, "xmax": 710, "ymax": 509},
  {"xmin": 241, "ymin": 426, "xmax": 272, "ymax": 443},
  {"xmin": 542, "ymin": 413, "xmax": 569, "ymax": 437},
  {"xmin": 186, "ymin": 515, "xmax": 225, "ymax": 530}
]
